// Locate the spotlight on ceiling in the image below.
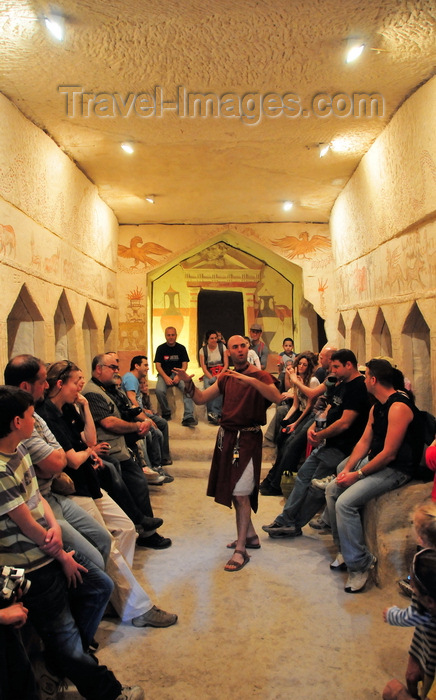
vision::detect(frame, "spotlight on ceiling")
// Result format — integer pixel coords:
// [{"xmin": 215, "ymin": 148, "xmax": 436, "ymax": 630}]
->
[
  {"xmin": 330, "ymin": 137, "xmax": 348, "ymax": 153},
  {"xmin": 283, "ymin": 201, "xmax": 293, "ymax": 212},
  {"xmin": 121, "ymin": 142, "xmax": 135, "ymax": 154},
  {"xmin": 145, "ymin": 196, "xmax": 155, "ymax": 204},
  {"xmin": 319, "ymin": 143, "xmax": 330, "ymax": 158},
  {"xmin": 346, "ymin": 43, "xmax": 365, "ymax": 63},
  {"xmin": 44, "ymin": 14, "xmax": 65, "ymax": 41}
]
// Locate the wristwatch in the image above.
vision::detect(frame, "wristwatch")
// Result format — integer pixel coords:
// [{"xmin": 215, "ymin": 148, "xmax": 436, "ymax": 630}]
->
[{"xmin": 357, "ymin": 469, "xmax": 365, "ymax": 479}]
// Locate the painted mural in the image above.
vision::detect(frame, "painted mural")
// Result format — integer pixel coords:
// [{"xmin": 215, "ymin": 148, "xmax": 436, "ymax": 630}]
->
[
  {"xmin": 271, "ymin": 231, "xmax": 331, "ymax": 259},
  {"xmin": 117, "ymin": 236, "xmax": 172, "ymax": 270}
]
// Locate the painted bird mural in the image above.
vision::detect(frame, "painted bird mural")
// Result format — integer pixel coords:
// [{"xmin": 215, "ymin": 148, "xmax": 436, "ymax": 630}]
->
[
  {"xmin": 118, "ymin": 236, "xmax": 171, "ymax": 267},
  {"xmin": 272, "ymin": 231, "xmax": 330, "ymax": 259}
]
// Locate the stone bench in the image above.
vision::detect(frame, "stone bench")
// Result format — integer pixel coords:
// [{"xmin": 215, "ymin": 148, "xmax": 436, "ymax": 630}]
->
[{"xmin": 364, "ymin": 481, "xmax": 433, "ymax": 587}]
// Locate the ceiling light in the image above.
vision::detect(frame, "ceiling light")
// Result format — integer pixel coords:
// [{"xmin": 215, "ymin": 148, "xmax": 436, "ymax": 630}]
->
[
  {"xmin": 319, "ymin": 143, "xmax": 330, "ymax": 158},
  {"xmin": 121, "ymin": 142, "xmax": 134, "ymax": 154},
  {"xmin": 44, "ymin": 15, "xmax": 64, "ymax": 41},
  {"xmin": 283, "ymin": 201, "xmax": 293, "ymax": 212},
  {"xmin": 346, "ymin": 44, "xmax": 365, "ymax": 63},
  {"xmin": 145, "ymin": 196, "xmax": 155, "ymax": 204}
]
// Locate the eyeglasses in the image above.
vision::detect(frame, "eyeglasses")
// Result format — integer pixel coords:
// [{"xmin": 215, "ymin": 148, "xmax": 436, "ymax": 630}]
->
[
  {"xmin": 102, "ymin": 364, "xmax": 119, "ymax": 371},
  {"xmin": 250, "ymin": 329, "xmax": 261, "ymax": 333}
]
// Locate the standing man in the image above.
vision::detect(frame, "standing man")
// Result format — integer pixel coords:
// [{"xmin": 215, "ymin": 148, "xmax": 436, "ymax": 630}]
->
[
  {"xmin": 154, "ymin": 327, "xmax": 197, "ymax": 426},
  {"xmin": 174, "ymin": 335, "xmax": 281, "ymax": 572},
  {"xmin": 248, "ymin": 323, "xmax": 269, "ymax": 370},
  {"xmin": 325, "ymin": 359, "xmax": 423, "ymax": 593}
]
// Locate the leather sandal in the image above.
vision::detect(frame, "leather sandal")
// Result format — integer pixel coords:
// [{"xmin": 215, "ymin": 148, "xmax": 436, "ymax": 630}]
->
[
  {"xmin": 226, "ymin": 535, "xmax": 261, "ymax": 550},
  {"xmin": 224, "ymin": 549, "xmax": 250, "ymax": 572}
]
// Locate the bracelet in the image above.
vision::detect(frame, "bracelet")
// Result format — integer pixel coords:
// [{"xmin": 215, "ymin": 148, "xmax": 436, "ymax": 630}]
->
[{"xmin": 184, "ymin": 380, "xmax": 195, "ymax": 398}]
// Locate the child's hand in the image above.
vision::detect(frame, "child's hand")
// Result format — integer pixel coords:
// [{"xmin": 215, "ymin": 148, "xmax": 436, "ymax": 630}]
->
[{"xmin": 383, "ymin": 607, "xmax": 389, "ymax": 622}]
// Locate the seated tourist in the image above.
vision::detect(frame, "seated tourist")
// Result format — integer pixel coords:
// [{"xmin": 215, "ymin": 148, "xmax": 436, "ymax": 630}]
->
[
  {"xmin": 0, "ymin": 384, "xmax": 143, "ymax": 700},
  {"xmin": 260, "ymin": 352, "xmax": 320, "ymax": 496},
  {"xmin": 121, "ymin": 355, "xmax": 173, "ymax": 480},
  {"xmin": 38, "ymin": 360, "xmax": 178, "ymax": 630},
  {"xmin": 199, "ymin": 330, "xmax": 228, "ymax": 424},
  {"xmin": 325, "ymin": 359, "xmax": 423, "ymax": 593},
  {"xmin": 262, "ymin": 350, "xmax": 369, "ymax": 540},
  {"xmin": 82, "ymin": 353, "xmax": 172, "ymax": 549}
]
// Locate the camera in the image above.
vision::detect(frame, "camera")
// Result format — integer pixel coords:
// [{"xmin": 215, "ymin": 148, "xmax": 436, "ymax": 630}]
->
[
  {"xmin": 0, "ymin": 565, "xmax": 31, "ymax": 602},
  {"xmin": 120, "ymin": 405, "xmax": 142, "ymax": 422}
]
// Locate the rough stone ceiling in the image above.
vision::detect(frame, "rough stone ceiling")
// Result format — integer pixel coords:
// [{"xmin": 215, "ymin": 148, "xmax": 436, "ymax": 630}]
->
[{"xmin": 0, "ymin": 0, "xmax": 436, "ymax": 225}]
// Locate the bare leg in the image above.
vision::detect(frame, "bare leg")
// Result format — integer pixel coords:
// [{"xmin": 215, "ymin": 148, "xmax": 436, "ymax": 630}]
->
[{"xmin": 225, "ymin": 495, "xmax": 253, "ymax": 569}]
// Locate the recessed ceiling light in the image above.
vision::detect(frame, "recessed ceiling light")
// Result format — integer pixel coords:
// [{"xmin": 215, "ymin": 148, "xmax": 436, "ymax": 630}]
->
[
  {"xmin": 121, "ymin": 142, "xmax": 134, "ymax": 154},
  {"xmin": 145, "ymin": 196, "xmax": 155, "ymax": 204},
  {"xmin": 346, "ymin": 43, "xmax": 365, "ymax": 63},
  {"xmin": 44, "ymin": 15, "xmax": 64, "ymax": 41},
  {"xmin": 283, "ymin": 201, "xmax": 293, "ymax": 212},
  {"xmin": 319, "ymin": 144, "xmax": 330, "ymax": 158}
]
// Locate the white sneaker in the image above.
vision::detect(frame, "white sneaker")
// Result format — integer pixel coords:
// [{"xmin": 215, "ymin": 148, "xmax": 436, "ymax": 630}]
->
[
  {"xmin": 116, "ymin": 686, "xmax": 145, "ymax": 700},
  {"xmin": 311, "ymin": 474, "xmax": 335, "ymax": 490},
  {"xmin": 330, "ymin": 552, "xmax": 346, "ymax": 570},
  {"xmin": 142, "ymin": 467, "xmax": 165, "ymax": 484},
  {"xmin": 344, "ymin": 556, "xmax": 377, "ymax": 593}
]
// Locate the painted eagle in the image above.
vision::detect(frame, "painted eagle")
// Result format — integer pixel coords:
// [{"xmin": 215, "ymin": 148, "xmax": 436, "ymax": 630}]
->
[
  {"xmin": 272, "ymin": 232, "xmax": 330, "ymax": 259},
  {"xmin": 118, "ymin": 236, "xmax": 171, "ymax": 267}
]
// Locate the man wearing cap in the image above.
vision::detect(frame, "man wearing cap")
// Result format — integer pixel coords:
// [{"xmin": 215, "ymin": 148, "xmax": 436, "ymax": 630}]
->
[{"xmin": 249, "ymin": 323, "xmax": 269, "ymax": 370}]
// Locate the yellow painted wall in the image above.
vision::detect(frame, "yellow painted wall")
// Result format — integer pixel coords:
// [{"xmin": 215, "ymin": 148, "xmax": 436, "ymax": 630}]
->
[
  {"xmin": 331, "ymin": 75, "xmax": 436, "ymax": 412},
  {"xmin": 0, "ymin": 94, "xmax": 119, "ymax": 376}
]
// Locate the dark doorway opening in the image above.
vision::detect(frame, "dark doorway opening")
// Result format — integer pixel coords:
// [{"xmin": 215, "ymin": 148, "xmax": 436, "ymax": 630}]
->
[
  {"xmin": 197, "ymin": 290, "xmax": 244, "ymax": 348},
  {"xmin": 316, "ymin": 314, "xmax": 327, "ymax": 351}
]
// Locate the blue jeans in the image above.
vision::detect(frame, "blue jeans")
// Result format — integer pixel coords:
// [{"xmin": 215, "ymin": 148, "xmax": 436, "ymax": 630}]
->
[
  {"xmin": 325, "ymin": 457, "xmax": 411, "ymax": 571},
  {"xmin": 25, "ymin": 560, "xmax": 121, "ymax": 700},
  {"xmin": 47, "ymin": 492, "xmax": 111, "ymax": 569},
  {"xmin": 0, "ymin": 624, "xmax": 38, "ymax": 700},
  {"xmin": 275, "ymin": 445, "xmax": 346, "ymax": 527},
  {"xmin": 203, "ymin": 376, "xmax": 223, "ymax": 416},
  {"xmin": 156, "ymin": 374, "xmax": 195, "ymax": 420}
]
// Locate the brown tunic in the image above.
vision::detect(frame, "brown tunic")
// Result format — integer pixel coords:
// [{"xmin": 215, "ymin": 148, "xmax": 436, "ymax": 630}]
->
[{"xmin": 206, "ymin": 365, "xmax": 277, "ymax": 510}]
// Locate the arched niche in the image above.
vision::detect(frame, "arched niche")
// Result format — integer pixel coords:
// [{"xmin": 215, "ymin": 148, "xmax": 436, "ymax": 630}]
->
[
  {"xmin": 299, "ymin": 300, "xmax": 326, "ymax": 352},
  {"xmin": 338, "ymin": 314, "xmax": 346, "ymax": 346},
  {"xmin": 54, "ymin": 290, "xmax": 76, "ymax": 361},
  {"xmin": 350, "ymin": 311, "xmax": 366, "ymax": 365},
  {"xmin": 402, "ymin": 302, "xmax": 431, "ymax": 411},
  {"xmin": 7, "ymin": 284, "xmax": 44, "ymax": 359},
  {"xmin": 104, "ymin": 314, "xmax": 115, "ymax": 351},
  {"xmin": 371, "ymin": 308, "xmax": 392, "ymax": 359},
  {"xmin": 82, "ymin": 304, "xmax": 98, "ymax": 373}
]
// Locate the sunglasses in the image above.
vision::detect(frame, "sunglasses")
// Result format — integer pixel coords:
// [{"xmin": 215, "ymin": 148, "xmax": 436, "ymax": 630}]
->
[
  {"xmin": 102, "ymin": 364, "xmax": 119, "ymax": 371},
  {"xmin": 250, "ymin": 329, "xmax": 261, "ymax": 333},
  {"xmin": 56, "ymin": 360, "xmax": 73, "ymax": 382}
]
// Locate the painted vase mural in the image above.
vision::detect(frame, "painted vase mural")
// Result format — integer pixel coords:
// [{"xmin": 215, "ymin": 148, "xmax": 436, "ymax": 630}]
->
[{"xmin": 160, "ymin": 286, "xmax": 184, "ymax": 334}]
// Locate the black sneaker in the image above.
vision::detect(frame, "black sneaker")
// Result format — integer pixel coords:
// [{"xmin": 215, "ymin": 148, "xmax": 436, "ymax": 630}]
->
[
  {"xmin": 138, "ymin": 532, "xmax": 172, "ymax": 549},
  {"xmin": 154, "ymin": 466, "xmax": 174, "ymax": 483},
  {"xmin": 182, "ymin": 416, "xmax": 198, "ymax": 427},
  {"xmin": 259, "ymin": 484, "xmax": 282, "ymax": 496},
  {"xmin": 140, "ymin": 516, "xmax": 163, "ymax": 530}
]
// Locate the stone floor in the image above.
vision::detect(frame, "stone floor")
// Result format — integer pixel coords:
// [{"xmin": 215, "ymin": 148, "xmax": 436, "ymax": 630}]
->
[{"xmin": 65, "ymin": 406, "xmax": 414, "ymax": 699}]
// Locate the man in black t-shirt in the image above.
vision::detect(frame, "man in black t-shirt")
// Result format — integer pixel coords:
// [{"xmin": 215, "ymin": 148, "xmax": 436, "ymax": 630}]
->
[
  {"xmin": 262, "ymin": 349, "xmax": 369, "ymax": 539},
  {"xmin": 154, "ymin": 327, "xmax": 197, "ymax": 426}
]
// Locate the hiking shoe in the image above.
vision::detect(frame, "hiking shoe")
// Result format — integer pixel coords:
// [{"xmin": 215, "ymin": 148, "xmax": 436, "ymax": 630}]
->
[
  {"xmin": 143, "ymin": 467, "xmax": 165, "ymax": 484},
  {"xmin": 262, "ymin": 522, "xmax": 302, "ymax": 538},
  {"xmin": 116, "ymin": 685, "xmax": 145, "ymax": 700},
  {"xmin": 330, "ymin": 553, "xmax": 347, "ymax": 571},
  {"xmin": 132, "ymin": 605, "xmax": 178, "ymax": 628},
  {"xmin": 154, "ymin": 466, "xmax": 174, "ymax": 483},
  {"xmin": 182, "ymin": 416, "xmax": 198, "ymax": 427},
  {"xmin": 309, "ymin": 517, "xmax": 331, "ymax": 531},
  {"xmin": 345, "ymin": 556, "xmax": 377, "ymax": 593},
  {"xmin": 140, "ymin": 516, "xmax": 163, "ymax": 531},
  {"xmin": 311, "ymin": 475, "xmax": 335, "ymax": 490},
  {"xmin": 207, "ymin": 412, "xmax": 220, "ymax": 425},
  {"xmin": 138, "ymin": 532, "xmax": 172, "ymax": 549}
]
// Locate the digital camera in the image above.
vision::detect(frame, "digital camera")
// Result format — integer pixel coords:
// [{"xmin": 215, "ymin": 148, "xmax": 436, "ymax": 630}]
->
[{"xmin": 0, "ymin": 565, "xmax": 31, "ymax": 602}]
